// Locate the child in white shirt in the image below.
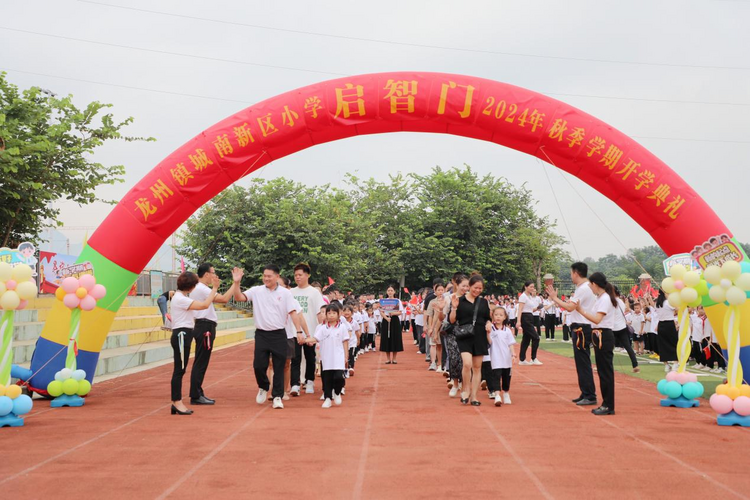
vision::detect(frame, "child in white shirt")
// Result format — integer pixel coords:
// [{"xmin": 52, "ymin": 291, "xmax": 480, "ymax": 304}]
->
[
  {"xmin": 305, "ymin": 304, "xmax": 350, "ymax": 408},
  {"xmin": 342, "ymin": 305, "xmax": 361, "ymax": 375},
  {"xmin": 488, "ymin": 306, "xmax": 517, "ymax": 406}
]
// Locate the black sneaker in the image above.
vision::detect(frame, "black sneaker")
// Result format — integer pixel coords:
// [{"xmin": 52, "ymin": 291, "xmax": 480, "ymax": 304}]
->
[
  {"xmin": 576, "ymin": 398, "xmax": 597, "ymax": 406},
  {"xmin": 592, "ymin": 406, "xmax": 614, "ymax": 416},
  {"xmin": 572, "ymin": 396, "xmax": 584, "ymax": 403}
]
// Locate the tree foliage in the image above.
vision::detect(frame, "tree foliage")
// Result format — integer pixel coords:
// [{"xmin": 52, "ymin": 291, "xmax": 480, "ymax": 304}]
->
[
  {"xmin": 178, "ymin": 166, "xmax": 568, "ymax": 294},
  {"xmin": 0, "ymin": 72, "xmax": 152, "ymax": 247},
  {"xmin": 555, "ymin": 245, "xmax": 668, "ymax": 283}
]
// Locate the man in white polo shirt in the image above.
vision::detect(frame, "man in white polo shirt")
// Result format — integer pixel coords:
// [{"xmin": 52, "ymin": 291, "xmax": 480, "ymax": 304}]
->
[
  {"xmin": 546, "ymin": 262, "xmax": 598, "ymax": 406},
  {"xmin": 232, "ymin": 265, "xmax": 303, "ymax": 410},
  {"xmin": 290, "ymin": 263, "xmax": 325, "ymax": 396}
]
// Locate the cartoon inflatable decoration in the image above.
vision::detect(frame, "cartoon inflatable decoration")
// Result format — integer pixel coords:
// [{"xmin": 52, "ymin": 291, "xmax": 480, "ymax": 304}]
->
[{"xmin": 24, "ymin": 72, "xmax": 750, "ymax": 409}]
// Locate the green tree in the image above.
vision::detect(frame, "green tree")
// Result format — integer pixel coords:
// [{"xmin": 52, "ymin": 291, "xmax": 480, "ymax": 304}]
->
[{"xmin": 0, "ymin": 72, "xmax": 152, "ymax": 246}]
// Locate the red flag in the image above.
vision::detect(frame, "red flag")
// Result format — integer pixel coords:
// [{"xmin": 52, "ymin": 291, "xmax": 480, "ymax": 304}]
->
[
  {"xmin": 180, "ymin": 256, "xmax": 186, "ymax": 273},
  {"xmin": 328, "ymin": 277, "xmax": 335, "ymax": 285},
  {"xmin": 404, "ymin": 287, "xmax": 410, "ymax": 294}
]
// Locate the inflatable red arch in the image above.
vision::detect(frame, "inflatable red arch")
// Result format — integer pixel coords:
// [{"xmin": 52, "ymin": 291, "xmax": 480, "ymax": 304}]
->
[{"xmin": 29, "ymin": 72, "xmax": 733, "ymax": 391}]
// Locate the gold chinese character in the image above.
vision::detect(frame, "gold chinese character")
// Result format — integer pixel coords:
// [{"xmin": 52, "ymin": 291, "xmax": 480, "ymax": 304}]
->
[
  {"xmin": 383, "ymin": 79, "xmax": 418, "ymax": 113},
  {"xmin": 567, "ymin": 127, "xmax": 585, "ymax": 148},
  {"xmin": 586, "ymin": 137, "xmax": 606, "ymax": 157},
  {"xmin": 334, "ymin": 84, "xmax": 366, "ymax": 119},
  {"xmin": 600, "ymin": 145, "xmax": 624, "ymax": 170},
  {"xmin": 525, "ymin": 109, "xmax": 545, "ymax": 132},
  {"xmin": 212, "ymin": 134, "xmax": 233, "ymax": 159},
  {"xmin": 664, "ymin": 195, "xmax": 684, "ymax": 219},
  {"xmin": 257, "ymin": 113, "xmax": 279, "ymax": 137},
  {"xmin": 150, "ymin": 179, "xmax": 174, "ymax": 205},
  {"xmin": 634, "ymin": 170, "xmax": 655, "ymax": 191},
  {"xmin": 647, "ymin": 183, "xmax": 671, "ymax": 207},
  {"xmin": 233, "ymin": 123, "xmax": 255, "ymax": 147},
  {"xmin": 548, "ymin": 119, "xmax": 567, "ymax": 141},
  {"xmin": 134, "ymin": 197, "xmax": 157, "ymax": 221},
  {"xmin": 616, "ymin": 159, "xmax": 639, "ymax": 180},
  {"xmin": 304, "ymin": 96, "xmax": 323, "ymax": 119},
  {"xmin": 170, "ymin": 163, "xmax": 195, "ymax": 187},
  {"xmin": 282, "ymin": 105, "xmax": 300, "ymax": 127},
  {"xmin": 189, "ymin": 149, "xmax": 214, "ymax": 172},
  {"xmin": 437, "ymin": 81, "xmax": 475, "ymax": 119}
]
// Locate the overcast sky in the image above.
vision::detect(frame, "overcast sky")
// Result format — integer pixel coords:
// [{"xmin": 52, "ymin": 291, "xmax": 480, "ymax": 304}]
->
[{"xmin": 3, "ymin": 0, "xmax": 750, "ymax": 268}]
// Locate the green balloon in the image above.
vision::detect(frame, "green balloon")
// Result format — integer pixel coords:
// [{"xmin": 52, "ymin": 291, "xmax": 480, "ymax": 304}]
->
[
  {"xmin": 695, "ymin": 280, "xmax": 709, "ymax": 297},
  {"xmin": 682, "ymin": 382, "xmax": 701, "ymax": 400},
  {"xmin": 77, "ymin": 380, "xmax": 92, "ymax": 396},
  {"xmin": 665, "ymin": 381, "xmax": 682, "ymax": 399},
  {"xmin": 47, "ymin": 380, "xmax": 64, "ymax": 397},
  {"xmin": 62, "ymin": 378, "xmax": 79, "ymax": 396}
]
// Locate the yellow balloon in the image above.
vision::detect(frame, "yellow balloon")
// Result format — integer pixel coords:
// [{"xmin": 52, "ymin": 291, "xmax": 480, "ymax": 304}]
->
[
  {"xmin": 741, "ymin": 385, "xmax": 750, "ymax": 398},
  {"xmin": 727, "ymin": 386, "xmax": 741, "ymax": 400},
  {"xmin": 668, "ymin": 292, "xmax": 683, "ymax": 308},
  {"xmin": 709, "ymin": 285, "xmax": 727, "ymax": 303},
  {"xmin": 0, "ymin": 384, "xmax": 5, "ymax": 396},
  {"xmin": 10, "ymin": 264, "xmax": 32, "ymax": 283},
  {"xmin": 684, "ymin": 271, "xmax": 700, "ymax": 287},
  {"xmin": 15, "ymin": 281, "xmax": 37, "ymax": 301},
  {"xmin": 0, "ymin": 262, "xmax": 11, "ymax": 282},
  {"xmin": 0, "ymin": 282, "xmax": 5, "ymax": 296},
  {"xmin": 716, "ymin": 384, "xmax": 729, "ymax": 395},
  {"xmin": 661, "ymin": 277, "xmax": 676, "ymax": 294},
  {"xmin": 736, "ymin": 273, "xmax": 750, "ymax": 292},
  {"xmin": 670, "ymin": 264, "xmax": 687, "ymax": 280},
  {"xmin": 721, "ymin": 261, "xmax": 742, "ymax": 281},
  {"xmin": 5, "ymin": 384, "xmax": 21, "ymax": 399},
  {"xmin": 680, "ymin": 287, "xmax": 698, "ymax": 304},
  {"xmin": 55, "ymin": 286, "xmax": 66, "ymax": 301},
  {"xmin": 75, "ymin": 287, "xmax": 88, "ymax": 299},
  {"xmin": 704, "ymin": 266, "xmax": 722, "ymax": 286},
  {"xmin": 0, "ymin": 290, "xmax": 20, "ymax": 310},
  {"xmin": 726, "ymin": 286, "xmax": 746, "ymax": 306}
]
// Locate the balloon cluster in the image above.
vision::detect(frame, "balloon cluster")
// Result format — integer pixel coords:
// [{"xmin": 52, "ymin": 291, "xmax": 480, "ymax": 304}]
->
[
  {"xmin": 0, "ymin": 263, "xmax": 37, "ymax": 311},
  {"xmin": 661, "ymin": 265, "xmax": 708, "ymax": 308},
  {"xmin": 710, "ymin": 384, "xmax": 750, "ymax": 416},
  {"xmin": 55, "ymin": 274, "xmax": 106, "ymax": 311},
  {"xmin": 657, "ymin": 371, "xmax": 704, "ymax": 400},
  {"xmin": 0, "ymin": 384, "xmax": 33, "ymax": 418},
  {"xmin": 703, "ymin": 261, "xmax": 750, "ymax": 305},
  {"xmin": 46, "ymin": 368, "xmax": 91, "ymax": 398}
]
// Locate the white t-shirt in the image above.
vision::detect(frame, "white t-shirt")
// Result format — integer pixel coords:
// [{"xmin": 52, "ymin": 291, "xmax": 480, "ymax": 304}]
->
[
  {"xmin": 291, "ymin": 285, "xmax": 326, "ymax": 333},
  {"xmin": 366, "ymin": 313, "xmax": 377, "ymax": 334},
  {"xmin": 569, "ymin": 281, "xmax": 596, "ymax": 325},
  {"xmin": 285, "ymin": 298, "xmax": 304, "ymax": 340},
  {"xmin": 593, "ymin": 293, "xmax": 616, "ymax": 330},
  {"xmin": 373, "ymin": 309, "xmax": 382, "ymax": 323},
  {"xmin": 415, "ymin": 304, "xmax": 424, "ymax": 327},
  {"xmin": 190, "ymin": 282, "xmax": 217, "ymax": 322},
  {"xmin": 171, "ymin": 292, "xmax": 195, "ymax": 330},
  {"xmin": 506, "ymin": 304, "xmax": 516, "ymax": 320},
  {"xmin": 314, "ymin": 322, "xmax": 350, "ymax": 371},
  {"xmin": 489, "ymin": 326, "xmax": 517, "ymax": 369},
  {"xmin": 343, "ymin": 317, "xmax": 360, "ymax": 348},
  {"xmin": 519, "ymin": 293, "xmax": 541, "ymax": 316},
  {"xmin": 629, "ymin": 312, "xmax": 645, "ymax": 335},
  {"xmin": 242, "ymin": 284, "xmax": 298, "ymax": 332},
  {"xmin": 655, "ymin": 302, "xmax": 676, "ymax": 322},
  {"xmin": 612, "ymin": 298, "xmax": 627, "ymax": 331},
  {"xmin": 690, "ymin": 313, "xmax": 703, "ymax": 342}
]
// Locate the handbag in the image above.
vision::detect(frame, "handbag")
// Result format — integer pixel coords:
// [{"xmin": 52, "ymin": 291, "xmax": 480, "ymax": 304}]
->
[
  {"xmin": 440, "ymin": 302, "xmax": 453, "ymax": 336},
  {"xmin": 454, "ymin": 298, "xmax": 480, "ymax": 341}
]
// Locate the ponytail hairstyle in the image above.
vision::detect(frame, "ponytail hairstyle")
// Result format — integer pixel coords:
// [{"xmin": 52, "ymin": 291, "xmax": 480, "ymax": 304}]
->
[
  {"xmin": 589, "ymin": 272, "xmax": 617, "ymax": 307},
  {"xmin": 655, "ymin": 288, "xmax": 667, "ymax": 308},
  {"xmin": 521, "ymin": 280, "xmax": 534, "ymax": 293}
]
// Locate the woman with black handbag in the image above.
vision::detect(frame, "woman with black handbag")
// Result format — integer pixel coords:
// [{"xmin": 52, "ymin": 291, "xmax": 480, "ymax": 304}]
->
[
  {"xmin": 443, "ymin": 274, "xmax": 468, "ymax": 397},
  {"xmin": 450, "ymin": 274, "xmax": 492, "ymax": 406}
]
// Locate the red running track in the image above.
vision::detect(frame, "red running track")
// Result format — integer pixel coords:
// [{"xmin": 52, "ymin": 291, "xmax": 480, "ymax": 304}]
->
[{"xmin": 2, "ymin": 333, "xmax": 750, "ymax": 499}]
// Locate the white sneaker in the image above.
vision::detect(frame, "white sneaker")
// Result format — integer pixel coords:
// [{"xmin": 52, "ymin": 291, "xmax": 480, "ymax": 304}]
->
[
  {"xmin": 532, "ymin": 359, "xmax": 543, "ymax": 366},
  {"xmin": 428, "ymin": 362, "xmax": 437, "ymax": 371},
  {"xmin": 488, "ymin": 391, "xmax": 496, "ymax": 399},
  {"xmin": 503, "ymin": 393, "xmax": 511, "ymax": 405},
  {"xmin": 447, "ymin": 379, "xmax": 454, "ymax": 388},
  {"xmin": 272, "ymin": 397, "xmax": 284, "ymax": 409},
  {"xmin": 694, "ymin": 364, "xmax": 704, "ymax": 370},
  {"xmin": 664, "ymin": 364, "xmax": 670, "ymax": 373},
  {"xmin": 449, "ymin": 386, "xmax": 459, "ymax": 397},
  {"xmin": 700, "ymin": 365, "xmax": 711, "ymax": 371},
  {"xmin": 256, "ymin": 389, "xmax": 268, "ymax": 404},
  {"xmin": 282, "ymin": 393, "xmax": 290, "ymax": 401},
  {"xmin": 320, "ymin": 394, "xmax": 325, "ymax": 400},
  {"xmin": 349, "ymin": 368, "xmax": 355, "ymax": 376},
  {"xmin": 494, "ymin": 394, "xmax": 503, "ymax": 406},
  {"xmin": 334, "ymin": 392, "xmax": 342, "ymax": 406},
  {"xmin": 290, "ymin": 385, "xmax": 300, "ymax": 397},
  {"xmin": 322, "ymin": 398, "xmax": 332, "ymax": 409},
  {"xmin": 519, "ymin": 360, "xmax": 532, "ymax": 366},
  {"xmin": 341, "ymin": 387, "xmax": 346, "ymax": 395},
  {"xmin": 305, "ymin": 381, "xmax": 314, "ymax": 394}
]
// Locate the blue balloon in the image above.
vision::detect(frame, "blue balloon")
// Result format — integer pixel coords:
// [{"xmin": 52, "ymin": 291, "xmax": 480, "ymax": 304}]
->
[
  {"xmin": 657, "ymin": 379, "xmax": 669, "ymax": 395},
  {"xmin": 682, "ymin": 382, "xmax": 702, "ymax": 400},
  {"xmin": 741, "ymin": 261, "xmax": 750, "ymax": 274},
  {"xmin": 665, "ymin": 381, "xmax": 682, "ymax": 399},
  {"xmin": 0, "ymin": 396, "xmax": 12, "ymax": 416},
  {"xmin": 11, "ymin": 394, "xmax": 33, "ymax": 416}
]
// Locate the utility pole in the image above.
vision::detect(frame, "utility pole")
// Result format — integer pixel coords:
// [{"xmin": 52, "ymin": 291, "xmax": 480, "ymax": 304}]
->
[{"xmin": 171, "ymin": 234, "xmax": 176, "ymax": 273}]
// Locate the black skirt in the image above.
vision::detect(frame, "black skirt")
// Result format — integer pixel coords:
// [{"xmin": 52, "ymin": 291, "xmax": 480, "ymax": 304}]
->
[
  {"xmin": 380, "ymin": 317, "xmax": 404, "ymax": 352},
  {"xmin": 456, "ymin": 324, "xmax": 489, "ymax": 356},
  {"xmin": 657, "ymin": 320, "xmax": 678, "ymax": 362}
]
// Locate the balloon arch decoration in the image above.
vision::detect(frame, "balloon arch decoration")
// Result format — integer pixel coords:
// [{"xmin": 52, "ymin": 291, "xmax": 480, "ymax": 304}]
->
[{"xmin": 24, "ymin": 72, "xmax": 750, "ymax": 416}]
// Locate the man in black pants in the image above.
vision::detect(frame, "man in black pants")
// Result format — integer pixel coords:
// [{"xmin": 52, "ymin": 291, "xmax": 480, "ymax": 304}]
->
[
  {"xmin": 290, "ymin": 263, "xmax": 325, "ymax": 395},
  {"xmin": 232, "ymin": 265, "xmax": 304, "ymax": 410},
  {"xmin": 547, "ymin": 262, "xmax": 598, "ymax": 406},
  {"xmin": 189, "ymin": 263, "xmax": 238, "ymax": 405}
]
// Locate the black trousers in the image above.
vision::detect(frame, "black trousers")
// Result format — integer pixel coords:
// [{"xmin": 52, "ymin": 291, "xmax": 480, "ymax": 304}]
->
[
  {"xmin": 592, "ymin": 328, "xmax": 615, "ymax": 410},
  {"xmin": 571, "ymin": 323, "xmax": 597, "ymax": 401},
  {"xmin": 519, "ymin": 313, "xmax": 539, "ymax": 362},
  {"xmin": 349, "ymin": 347, "xmax": 357, "ymax": 369},
  {"xmin": 291, "ymin": 342, "xmax": 316, "ymax": 386},
  {"xmin": 707, "ymin": 342, "xmax": 727, "ymax": 369},
  {"xmin": 535, "ymin": 316, "xmax": 542, "ymax": 338},
  {"xmin": 253, "ymin": 329, "xmax": 288, "ymax": 398},
  {"xmin": 544, "ymin": 315, "xmax": 556, "ymax": 339},
  {"xmin": 170, "ymin": 328, "xmax": 193, "ymax": 401},
  {"xmin": 368, "ymin": 333, "xmax": 376, "ymax": 349},
  {"xmin": 691, "ymin": 340, "xmax": 706, "ymax": 365},
  {"xmin": 190, "ymin": 319, "xmax": 217, "ymax": 399},
  {"xmin": 321, "ymin": 370, "xmax": 345, "ymax": 399},
  {"xmin": 613, "ymin": 327, "xmax": 638, "ymax": 368},
  {"xmin": 562, "ymin": 324, "xmax": 570, "ymax": 341}
]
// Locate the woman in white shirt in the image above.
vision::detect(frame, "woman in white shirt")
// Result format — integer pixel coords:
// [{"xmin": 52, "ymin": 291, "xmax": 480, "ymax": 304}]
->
[
  {"xmin": 574, "ymin": 272, "xmax": 617, "ymax": 416},
  {"xmin": 654, "ymin": 290, "xmax": 678, "ymax": 371},
  {"xmin": 517, "ymin": 281, "xmax": 542, "ymax": 365},
  {"xmin": 612, "ymin": 288, "xmax": 639, "ymax": 373},
  {"xmin": 170, "ymin": 271, "xmax": 219, "ymax": 415}
]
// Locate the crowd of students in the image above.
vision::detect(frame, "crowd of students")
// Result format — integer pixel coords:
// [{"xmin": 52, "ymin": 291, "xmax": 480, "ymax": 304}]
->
[{"xmin": 163, "ymin": 261, "xmax": 726, "ymax": 416}]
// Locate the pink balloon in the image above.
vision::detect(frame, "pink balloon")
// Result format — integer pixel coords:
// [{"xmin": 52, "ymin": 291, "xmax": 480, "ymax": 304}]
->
[
  {"xmin": 687, "ymin": 373, "xmax": 698, "ymax": 383},
  {"xmin": 733, "ymin": 396, "xmax": 750, "ymax": 417},
  {"xmin": 79, "ymin": 274, "xmax": 96, "ymax": 291},
  {"xmin": 90, "ymin": 284, "xmax": 107, "ymax": 300},
  {"xmin": 16, "ymin": 299, "xmax": 28, "ymax": 310},
  {"xmin": 710, "ymin": 394, "xmax": 734, "ymax": 414},
  {"xmin": 674, "ymin": 280, "xmax": 685, "ymax": 290},
  {"xmin": 63, "ymin": 293, "xmax": 80, "ymax": 309},
  {"xmin": 5, "ymin": 280, "xmax": 16, "ymax": 291},
  {"xmin": 665, "ymin": 371, "xmax": 678, "ymax": 382},
  {"xmin": 80, "ymin": 295, "xmax": 97, "ymax": 311},
  {"xmin": 675, "ymin": 372, "xmax": 690, "ymax": 385},
  {"xmin": 61, "ymin": 277, "xmax": 79, "ymax": 294}
]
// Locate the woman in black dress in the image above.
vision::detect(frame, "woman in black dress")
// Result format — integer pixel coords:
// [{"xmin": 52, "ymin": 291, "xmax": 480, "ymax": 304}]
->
[
  {"xmin": 380, "ymin": 285, "xmax": 405, "ymax": 364},
  {"xmin": 449, "ymin": 274, "xmax": 492, "ymax": 405}
]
